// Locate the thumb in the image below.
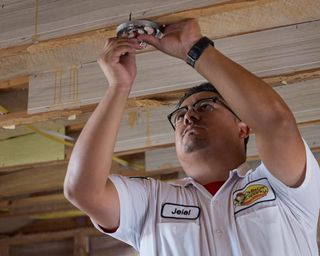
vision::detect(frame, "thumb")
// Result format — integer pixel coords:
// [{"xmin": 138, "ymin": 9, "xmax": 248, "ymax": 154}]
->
[{"xmin": 137, "ymin": 34, "xmax": 160, "ymax": 49}]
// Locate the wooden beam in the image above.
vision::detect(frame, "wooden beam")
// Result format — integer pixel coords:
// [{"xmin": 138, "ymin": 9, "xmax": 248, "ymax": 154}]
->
[
  {"xmin": 0, "ymin": 76, "xmax": 28, "ymax": 90},
  {"xmin": 0, "ymin": 243, "xmax": 9, "ymax": 256},
  {"xmin": 28, "ymin": 20, "xmax": 320, "ymax": 114},
  {"xmin": 0, "ymin": 161, "xmax": 67, "ymax": 198},
  {"xmin": 73, "ymin": 232, "xmax": 89, "ymax": 256},
  {"xmin": 0, "ymin": 193, "xmax": 75, "ymax": 219},
  {"xmin": 0, "ymin": 227, "xmax": 136, "ymax": 255},
  {"xmin": 1, "ymin": 68, "xmax": 320, "ymax": 128},
  {"xmin": 0, "ymin": 227, "xmax": 98, "ymax": 246},
  {"xmin": 0, "ymin": 104, "xmax": 95, "ymax": 127},
  {"xmin": 0, "ymin": 0, "xmax": 232, "ymax": 49},
  {"xmin": 263, "ymin": 69, "xmax": 320, "ymax": 87},
  {"xmin": 1, "ymin": 76, "xmax": 320, "ymax": 165},
  {"xmin": 1, "ymin": 0, "xmax": 319, "ymax": 82}
]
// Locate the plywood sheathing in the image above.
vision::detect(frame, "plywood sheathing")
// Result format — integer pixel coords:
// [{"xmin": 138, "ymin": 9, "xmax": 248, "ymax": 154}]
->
[
  {"xmin": 0, "ymin": 0, "xmax": 231, "ymax": 49},
  {"xmin": 0, "ymin": 0, "xmax": 320, "ymax": 82},
  {"xmin": 28, "ymin": 20, "xmax": 320, "ymax": 113},
  {"xmin": 1, "ymin": 67, "xmax": 319, "ymax": 129}
]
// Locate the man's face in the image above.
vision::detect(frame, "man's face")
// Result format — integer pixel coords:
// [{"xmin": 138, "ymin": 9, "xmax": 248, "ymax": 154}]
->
[{"xmin": 174, "ymin": 91, "xmax": 242, "ymax": 159}]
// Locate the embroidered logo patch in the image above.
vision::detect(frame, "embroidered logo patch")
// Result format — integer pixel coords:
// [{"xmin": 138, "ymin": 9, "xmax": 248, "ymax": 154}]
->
[
  {"xmin": 233, "ymin": 178, "xmax": 276, "ymax": 214},
  {"xmin": 161, "ymin": 203, "xmax": 200, "ymax": 220},
  {"xmin": 233, "ymin": 184, "xmax": 268, "ymax": 206}
]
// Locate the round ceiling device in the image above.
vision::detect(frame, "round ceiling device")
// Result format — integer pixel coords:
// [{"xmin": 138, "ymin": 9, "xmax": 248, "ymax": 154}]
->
[{"xmin": 116, "ymin": 20, "xmax": 162, "ymax": 39}]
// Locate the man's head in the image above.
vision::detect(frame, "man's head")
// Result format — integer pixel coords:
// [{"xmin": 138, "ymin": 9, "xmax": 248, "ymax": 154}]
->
[{"xmin": 168, "ymin": 83, "xmax": 250, "ymax": 175}]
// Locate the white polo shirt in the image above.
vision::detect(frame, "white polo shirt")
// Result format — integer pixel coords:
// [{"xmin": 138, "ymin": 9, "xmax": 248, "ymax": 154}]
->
[{"xmin": 92, "ymin": 140, "xmax": 320, "ymax": 255}]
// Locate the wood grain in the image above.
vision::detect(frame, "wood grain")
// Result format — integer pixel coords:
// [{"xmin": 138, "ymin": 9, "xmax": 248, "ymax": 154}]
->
[
  {"xmin": 1, "ymin": 0, "xmax": 319, "ymax": 82},
  {"xmin": 28, "ymin": 20, "xmax": 320, "ymax": 113}
]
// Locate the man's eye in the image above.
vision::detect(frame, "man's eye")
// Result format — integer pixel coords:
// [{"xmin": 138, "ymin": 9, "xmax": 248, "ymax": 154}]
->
[
  {"xmin": 174, "ymin": 111, "xmax": 186, "ymax": 123},
  {"xmin": 197, "ymin": 102, "xmax": 212, "ymax": 112}
]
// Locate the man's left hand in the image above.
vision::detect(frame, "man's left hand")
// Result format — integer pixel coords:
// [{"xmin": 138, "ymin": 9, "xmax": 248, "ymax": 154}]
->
[{"xmin": 137, "ymin": 19, "xmax": 202, "ymax": 61}]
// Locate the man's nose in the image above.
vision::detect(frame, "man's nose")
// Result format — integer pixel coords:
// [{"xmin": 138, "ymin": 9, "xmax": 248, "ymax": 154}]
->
[{"xmin": 184, "ymin": 109, "xmax": 200, "ymax": 126}]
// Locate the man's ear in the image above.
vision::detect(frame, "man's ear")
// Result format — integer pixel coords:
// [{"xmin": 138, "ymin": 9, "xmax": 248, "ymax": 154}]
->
[{"xmin": 237, "ymin": 121, "xmax": 250, "ymax": 139}]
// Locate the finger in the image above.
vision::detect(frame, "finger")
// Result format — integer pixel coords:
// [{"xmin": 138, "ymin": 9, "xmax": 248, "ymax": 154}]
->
[
  {"xmin": 162, "ymin": 23, "xmax": 181, "ymax": 34},
  {"xmin": 103, "ymin": 38, "xmax": 140, "ymax": 50},
  {"xmin": 112, "ymin": 45, "xmax": 137, "ymax": 59},
  {"xmin": 136, "ymin": 34, "xmax": 160, "ymax": 48},
  {"xmin": 101, "ymin": 41, "xmax": 141, "ymax": 59}
]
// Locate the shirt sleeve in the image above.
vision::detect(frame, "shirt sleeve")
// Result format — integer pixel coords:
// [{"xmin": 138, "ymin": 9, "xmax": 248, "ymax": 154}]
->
[
  {"xmin": 91, "ymin": 174, "xmax": 153, "ymax": 251},
  {"xmin": 257, "ymin": 139, "xmax": 320, "ymax": 222}
]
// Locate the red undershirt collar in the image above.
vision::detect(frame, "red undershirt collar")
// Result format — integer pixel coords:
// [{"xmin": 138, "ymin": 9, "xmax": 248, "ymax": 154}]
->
[{"xmin": 203, "ymin": 181, "xmax": 225, "ymax": 195}]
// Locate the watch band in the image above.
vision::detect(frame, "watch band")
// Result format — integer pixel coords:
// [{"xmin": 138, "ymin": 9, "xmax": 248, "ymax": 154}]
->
[{"xmin": 186, "ymin": 37, "xmax": 214, "ymax": 67}]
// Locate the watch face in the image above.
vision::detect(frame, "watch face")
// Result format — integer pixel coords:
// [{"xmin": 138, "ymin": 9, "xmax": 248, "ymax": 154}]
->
[{"xmin": 116, "ymin": 20, "xmax": 162, "ymax": 39}]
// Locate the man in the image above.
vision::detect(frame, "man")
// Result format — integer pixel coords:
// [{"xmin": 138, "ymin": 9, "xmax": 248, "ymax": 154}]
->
[{"xmin": 64, "ymin": 19, "xmax": 320, "ymax": 255}]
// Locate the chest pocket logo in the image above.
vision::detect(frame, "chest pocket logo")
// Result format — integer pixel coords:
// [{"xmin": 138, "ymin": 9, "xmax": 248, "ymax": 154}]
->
[
  {"xmin": 161, "ymin": 203, "xmax": 200, "ymax": 220},
  {"xmin": 233, "ymin": 178, "xmax": 276, "ymax": 214}
]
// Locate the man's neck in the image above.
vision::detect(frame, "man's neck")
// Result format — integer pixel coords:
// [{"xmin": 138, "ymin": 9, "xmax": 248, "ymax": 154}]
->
[{"xmin": 181, "ymin": 151, "xmax": 245, "ymax": 185}]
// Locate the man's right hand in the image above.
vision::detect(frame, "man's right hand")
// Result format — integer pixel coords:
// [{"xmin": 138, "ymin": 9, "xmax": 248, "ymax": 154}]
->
[{"xmin": 98, "ymin": 38, "xmax": 142, "ymax": 90}]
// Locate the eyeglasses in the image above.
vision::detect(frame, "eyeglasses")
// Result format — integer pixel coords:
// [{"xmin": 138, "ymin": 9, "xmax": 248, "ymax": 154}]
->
[{"xmin": 167, "ymin": 96, "xmax": 239, "ymax": 130}]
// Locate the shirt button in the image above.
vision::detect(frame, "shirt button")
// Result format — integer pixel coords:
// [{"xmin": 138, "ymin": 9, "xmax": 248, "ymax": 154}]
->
[{"xmin": 215, "ymin": 229, "xmax": 223, "ymax": 236}]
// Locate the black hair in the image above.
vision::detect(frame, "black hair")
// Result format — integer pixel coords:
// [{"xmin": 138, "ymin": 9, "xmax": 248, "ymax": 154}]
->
[
  {"xmin": 178, "ymin": 82, "xmax": 249, "ymax": 152},
  {"xmin": 177, "ymin": 82, "xmax": 221, "ymax": 107}
]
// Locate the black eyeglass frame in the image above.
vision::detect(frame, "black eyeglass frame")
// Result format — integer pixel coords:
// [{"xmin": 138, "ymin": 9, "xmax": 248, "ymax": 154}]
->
[{"xmin": 167, "ymin": 96, "xmax": 240, "ymax": 130}]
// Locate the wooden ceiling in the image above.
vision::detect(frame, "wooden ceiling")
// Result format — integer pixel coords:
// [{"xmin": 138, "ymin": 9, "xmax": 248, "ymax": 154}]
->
[{"xmin": 1, "ymin": 0, "xmax": 320, "ymax": 255}]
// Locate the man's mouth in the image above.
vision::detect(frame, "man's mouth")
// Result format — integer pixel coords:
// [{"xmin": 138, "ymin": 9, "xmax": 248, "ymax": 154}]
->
[{"xmin": 182, "ymin": 125, "xmax": 204, "ymax": 137}]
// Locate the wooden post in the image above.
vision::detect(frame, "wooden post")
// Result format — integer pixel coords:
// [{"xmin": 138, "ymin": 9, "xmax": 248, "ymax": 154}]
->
[
  {"xmin": 73, "ymin": 232, "xmax": 89, "ymax": 256},
  {"xmin": 0, "ymin": 243, "xmax": 10, "ymax": 256}
]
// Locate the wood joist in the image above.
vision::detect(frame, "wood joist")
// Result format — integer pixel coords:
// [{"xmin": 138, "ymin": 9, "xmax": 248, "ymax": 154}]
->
[
  {"xmin": 27, "ymin": 17, "xmax": 320, "ymax": 113},
  {"xmin": 1, "ymin": 0, "xmax": 320, "ymax": 83}
]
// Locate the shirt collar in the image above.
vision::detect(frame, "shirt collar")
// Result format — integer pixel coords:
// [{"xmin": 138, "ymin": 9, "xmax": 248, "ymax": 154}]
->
[
  {"xmin": 170, "ymin": 162, "xmax": 251, "ymax": 187},
  {"xmin": 231, "ymin": 162, "xmax": 251, "ymax": 178}
]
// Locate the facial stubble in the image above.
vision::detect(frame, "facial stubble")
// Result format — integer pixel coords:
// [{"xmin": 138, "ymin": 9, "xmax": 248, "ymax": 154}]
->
[{"xmin": 182, "ymin": 132, "xmax": 210, "ymax": 153}]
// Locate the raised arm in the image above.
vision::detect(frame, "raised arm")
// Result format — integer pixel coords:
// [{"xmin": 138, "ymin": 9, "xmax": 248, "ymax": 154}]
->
[
  {"xmin": 64, "ymin": 38, "xmax": 141, "ymax": 230},
  {"xmin": 139, "ymin": 19, "xmax": 305, "ymax": 187}
]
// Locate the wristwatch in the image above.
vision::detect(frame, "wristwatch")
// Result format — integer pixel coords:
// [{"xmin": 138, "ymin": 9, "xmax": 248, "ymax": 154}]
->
[{"xmin": 186, "ymin": 37, "xmax": 214, "ymax": 68}]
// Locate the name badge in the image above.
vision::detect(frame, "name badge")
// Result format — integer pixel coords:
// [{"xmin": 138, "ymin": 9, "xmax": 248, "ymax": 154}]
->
[{"xmin": 161, "ymin": 203, "xmax": 200, "ymax": 220}]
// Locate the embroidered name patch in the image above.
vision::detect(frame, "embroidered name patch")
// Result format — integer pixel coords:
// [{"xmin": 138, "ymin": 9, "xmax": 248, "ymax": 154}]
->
[
  {"xmin": 161, "ymin": 203, "xmax": 200, "ymax": 220},
  {"xmin": 233, "ymin": 178, "xmax": 276, "ymax": 214}
]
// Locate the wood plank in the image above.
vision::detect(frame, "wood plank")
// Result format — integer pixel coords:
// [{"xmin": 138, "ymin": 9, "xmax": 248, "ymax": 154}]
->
[
  {"xmin": 0, "ymin": 161, "xmax": 66, "ymax": 198},
  {"xmin": 2, "ymin": 68, "xmax": 320, "ymax": 127},
  {"xmin": 1, "ymin": 0, "xmax": 319, "ymax": 82},
  {"xmin": 28, "ymin": 20, "xmax": 320, "ymax": 113},
  {"xmin": 9, "ymin": 239, "xmax": 73, "ymax": 256},
  {"xmin": 0, "ymin": 227, "xmax": 99, "ymax": 245},
  {"xmin": 0, "ymin": 194, "xmax": 75, "ymax": 218},
  {"xmin": 73, "ymin": 233, "xmax": 89, "ymax": 256},
  {"xmin": 90, "ymin": 235, "xmax": 138, "ymax": 256},
  {"xmin": 0, "ymin": 154, "xmax": 144, "ymax": 197},
  {"xmin": 2, "ymin": 76, "xmax": 320, "ymax": 159},
  {"xmin": 0, "ymin": 105, "xmax": 94, "ymax": 127},
  {"xmin": 0, "ymin": 243, "xmax": 9, "ymax": 256},
  {"xmin": 0, "ymin": 0, "xmax": 228, "ymax": 49},
  {"xmin": 0, "ymin": 76, "xmax": 28, "ymax": 90}
]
